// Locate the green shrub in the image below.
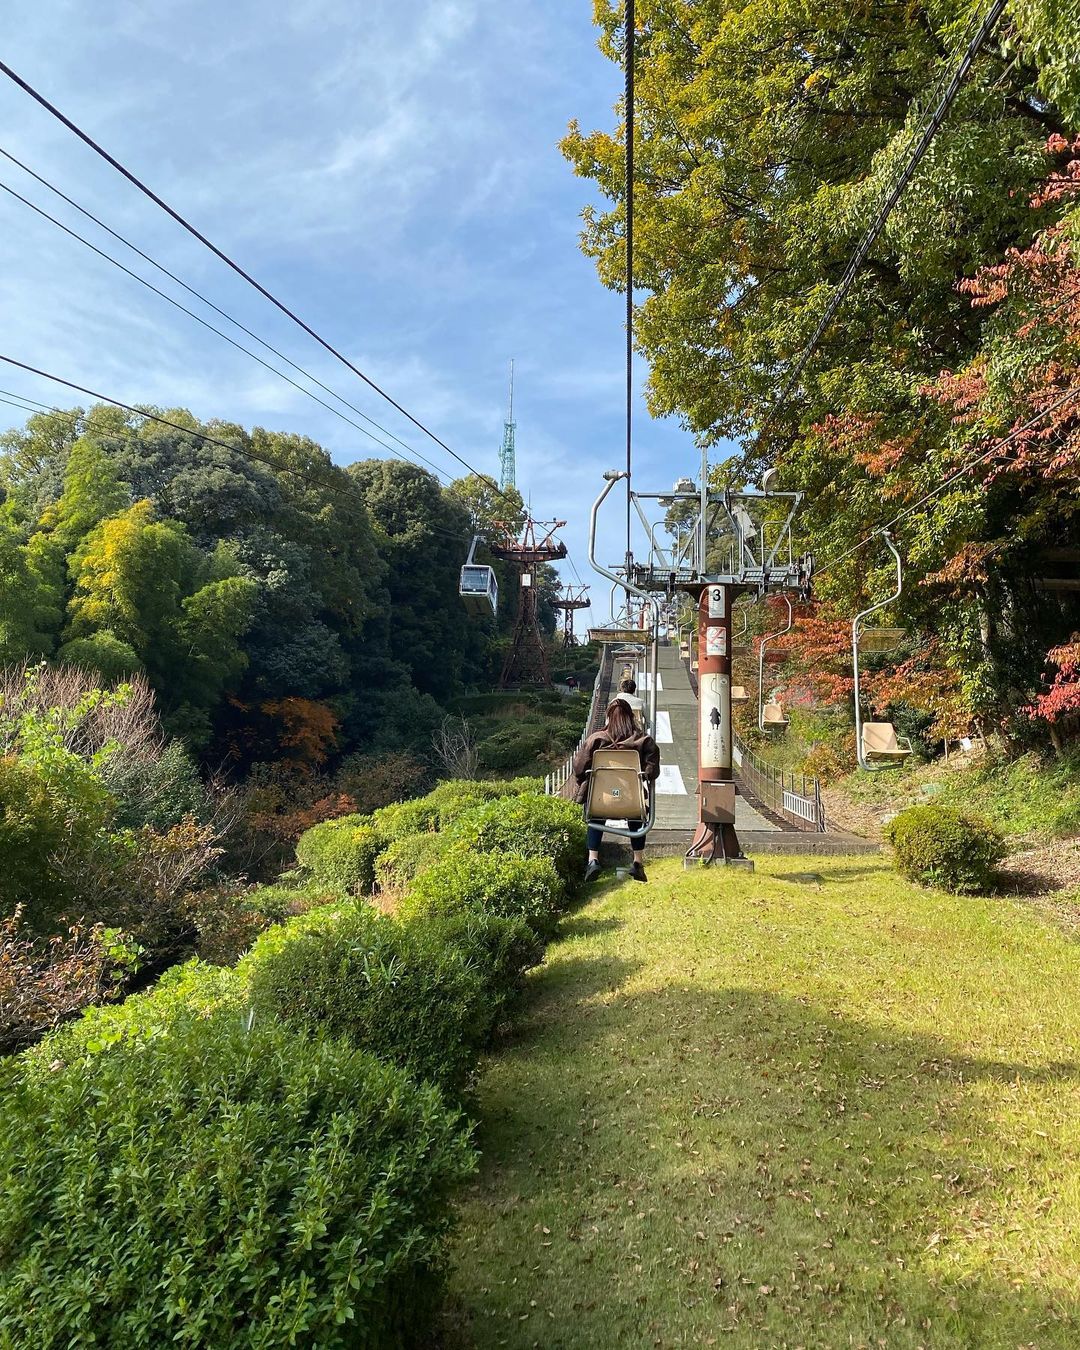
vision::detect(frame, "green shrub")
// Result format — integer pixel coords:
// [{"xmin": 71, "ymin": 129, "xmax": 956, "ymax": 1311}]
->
[
  {"xmin": 419, "ymin": 907, "xmax": 545, "ymax": 1030},
  {"xmin": 400, "ymin": 852, "xmax": 565, "ymax": 939},
  {"xmin": 477, "ymin": 725, "xmax": 550, "ymax": 770},
  {"xmin": 372, "ymin": 795, "xmax": 440, "ymax": 839},
  {"xmin": 36, "ymin": 958, "xmax": 246, "ymax": 1063},
  {"xmin": 296, "ymin": 813, "xmax": 384, "ymax": 893},
  {"xmin": 425, "ymin": 779, "xmax": 503, "ymax": 828},
  {"xmin": 444, "ymin": 793, "xmax": 586, "ymax": 892},
  {"xmin": 241, "ymin": 881, "xmax": 337, "ymax": 924},
  {"xmin": 245, "ymin": 905, "xmax": 493, "ymax": 1094},
  {"xmin": 3, "ymin": 1010, "xmax": 474, "ymax": 1347},
  {"xmin": 375, "ymin": 830, "xmax": 451, "ymax": 891},
  {"xmin": 885, "ymin": 804, "xmax": 1006, "ymax": 893}
]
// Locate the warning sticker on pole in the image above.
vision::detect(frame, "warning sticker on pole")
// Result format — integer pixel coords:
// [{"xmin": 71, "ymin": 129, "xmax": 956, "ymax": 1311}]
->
[
  {"xmin": 699, "ymin": 673, "xmax": 731, "ymax": 770},
  {"xmin": 707, "ymin": 586, "xmax": 726, "ymax": 619},
  {"xmin": 705, "ymin": 628, "xmax": 727, "ymax": 658}
]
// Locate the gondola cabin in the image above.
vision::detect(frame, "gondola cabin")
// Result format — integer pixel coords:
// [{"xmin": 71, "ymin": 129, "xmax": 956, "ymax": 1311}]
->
[
  {"xmin": 459, "ymin": 563, "xmax": 498, "ymax": 618},
  {"xmin": 459, "ymin": 536, "xmax": 498, "ymax": 618}
]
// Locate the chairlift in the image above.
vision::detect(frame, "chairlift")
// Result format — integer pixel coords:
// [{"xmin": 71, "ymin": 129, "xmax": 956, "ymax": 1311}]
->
[
  {"xmin": 758, "ymin": 595, "xmax": 792, "ymax": 733},
  {"xmin": 587, "ymin": 471, "xmax": 662, "ymax": 843},
  {"xmin": 853, "ymin": 532, "xmax": 913, "ymax": 771},
  {"xmin": 731, "ymin": 685, "xmax": 750, "ymax": 705},
  {"xmin": 584, "ymin": 748, "xmax": 655, "ymax": 837},
  {"xmin": 459, "ymin": 536, "xmax": 498, "ymax": 618},
  {"xmin": 732, "ymin": 602, "xmax": 753, "ymax": 655}
]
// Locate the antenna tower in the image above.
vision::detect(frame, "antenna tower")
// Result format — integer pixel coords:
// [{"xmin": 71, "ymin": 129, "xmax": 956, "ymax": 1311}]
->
[
  {"xmin": 551, "ymin": 584, "xmax": 591, "ymax": 647},
  {"xmin": 490, "ymin": 518, "xmax": 567, "ymax": 686},
  {"xmin": 499, "ymin": 360, "xmax": 516, "ymax": 491}
]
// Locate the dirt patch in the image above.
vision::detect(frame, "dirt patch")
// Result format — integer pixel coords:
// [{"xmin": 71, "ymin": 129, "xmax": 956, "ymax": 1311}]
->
[
  {"xmin": 821, "ymin": 788, "xmax": 888, "ymax": 841},
  {"xmin": 998, "ymin": 837, "xmax": 1080, "ymax": 896}
]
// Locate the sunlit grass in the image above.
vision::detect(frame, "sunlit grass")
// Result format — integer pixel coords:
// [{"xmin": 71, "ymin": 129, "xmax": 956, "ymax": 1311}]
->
[{"xmin": 448, "ymin": 855, "xmax": 1080, "ymax": 1348}]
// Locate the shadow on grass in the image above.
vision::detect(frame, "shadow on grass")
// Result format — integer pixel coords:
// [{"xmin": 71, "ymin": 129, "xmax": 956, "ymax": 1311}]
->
[{"xmin": 455, "ymin": 979, "xmax": 1080, "ymax": 1348}]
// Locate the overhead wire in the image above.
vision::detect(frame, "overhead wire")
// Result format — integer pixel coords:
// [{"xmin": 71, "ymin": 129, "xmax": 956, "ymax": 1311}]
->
[
  {"xmin": 0, "ymin": 59, "xmax": 520, "ymax": 508},
  {"xmin": 0, "ymin": 175, "xmax": 456, "ymax": 483},
  {"xmin": 621, "ymin": 1, "xmax": 637, "ymax": 591},
  {"xmin": 0, "ymin": 355, "xmax": 483, "ymax": 549},
  {"xmin": 0, "ymin": 144, "xmax": 457, "ymax": 482},
  {"xmin": 755, "ymin": 0, "xmax": 1009, "ymax": 448},
  {"xmin": 814, "ymin": 386, "xmax": 1080, "ymax": 578}
]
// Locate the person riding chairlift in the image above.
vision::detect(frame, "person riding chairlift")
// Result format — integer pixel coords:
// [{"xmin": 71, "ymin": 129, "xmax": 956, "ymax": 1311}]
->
[
  {"xmin": 572, "ymin": 698, "xmax": 660, "ymax": 884},
  {"xmin": 616, "ymin": 676, "xmax": 646, "ymax": 729}
]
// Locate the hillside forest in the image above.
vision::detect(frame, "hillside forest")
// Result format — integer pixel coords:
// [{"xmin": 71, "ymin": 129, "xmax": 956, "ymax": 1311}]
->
[{"xmin": 564, "ymin": 0, "xmax": 1080, "ymax": 753}]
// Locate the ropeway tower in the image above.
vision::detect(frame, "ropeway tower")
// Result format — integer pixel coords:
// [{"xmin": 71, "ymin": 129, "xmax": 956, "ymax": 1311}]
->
[{"xmin": 491, "ymin": 518, "xmax": 567, "ymax": 687}]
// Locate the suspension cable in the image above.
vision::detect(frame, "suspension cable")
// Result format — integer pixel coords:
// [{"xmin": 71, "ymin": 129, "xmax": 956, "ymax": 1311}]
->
[
  {"xmin": 815, "ymin": 386, "xmax": 1080, "ymax": 578},
  {"xmin": 0, "ymin": 177, "xmax": 456, "ymax": 482},
  {"xmin": 0, "ymin": 59, "xmax": 516, "ymax": 504},
  {"xmin": 624, "ymin": 0, "xmax": 635, "ymax": 587},
  {"xmin": 756, "ymin": 0, "xmax": 1009, "ymax": 447}
]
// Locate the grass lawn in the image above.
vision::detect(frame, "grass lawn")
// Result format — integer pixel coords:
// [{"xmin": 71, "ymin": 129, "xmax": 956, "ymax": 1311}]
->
[{"xmin": 447, "ymin": 855, "xmax": 1080, "ymax": 1348}]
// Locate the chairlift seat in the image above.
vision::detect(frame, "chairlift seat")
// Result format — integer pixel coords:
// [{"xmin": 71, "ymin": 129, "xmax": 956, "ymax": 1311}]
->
[
  {"xmin": 859, "ymin": 626, "xmax": 906, "ymax": 655},
  {"xmin": 861, "ymin": 721, "xmax": 913, "ymax": 760},
  {"xmin": 731, "ymin": 685, "xmax": 749, "ymax": 704},
  {"xmin": 585, "ymin": 748, "xmax": 648, "ymax": 824},
  {"xmin": 762, "ymin": 701, "xmax": 789, "ymax": 731}
]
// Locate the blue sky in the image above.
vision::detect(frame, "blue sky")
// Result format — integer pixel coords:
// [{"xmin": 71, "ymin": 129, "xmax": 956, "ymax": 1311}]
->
[{"xmin": 0, "ymin": 0, "xmax": 704, "ymax": 627}]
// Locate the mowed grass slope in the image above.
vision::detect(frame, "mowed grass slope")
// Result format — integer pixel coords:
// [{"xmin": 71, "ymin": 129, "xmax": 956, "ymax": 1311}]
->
[{"xmin": 448, "ymin": 856, "xmax": 1080, "ymax": 1348}]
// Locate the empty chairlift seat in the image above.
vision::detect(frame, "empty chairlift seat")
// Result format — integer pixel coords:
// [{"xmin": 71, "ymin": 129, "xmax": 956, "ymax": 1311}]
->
[
  {"xmin": 731, "ymin": 684, "xmax": 749, "ymax": 704},
  {"xmin": 861, "ymin": 721, "xmax": 913, "ymax": 762},
  {"xmin": 585, "ymin": 749, "xmax": 648, "ymax": 824},
  {"xmin": 762, "ymin": 700, "xmax": 789, "ymax": 731}
]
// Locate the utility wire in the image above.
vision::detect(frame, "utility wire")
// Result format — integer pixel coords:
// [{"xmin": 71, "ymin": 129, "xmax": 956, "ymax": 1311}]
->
[
  {"xmin": 815, "ymin": 386, "xmax": 1080, "ymax": 578},
  {"xmin": 0, "ymin": 176, "xmax": 456, "ymax": 483},
  {"xmin": 0, "ymin": 144, "xmax": 456, "ymax": 481},
  {"xmin": 756, "ymin": 0, "xmax": 1009, "ymax": 445},
  {"xmin": 0, "ymin": 354, "xmax": 481, "ymax": 548},
  {"xmin": 624, "ymin": 0, "xmax": 635, "ymax": 585},
  {"xmin": 0, "ymin": 60, "xmax": 515, "ymax": 504}
]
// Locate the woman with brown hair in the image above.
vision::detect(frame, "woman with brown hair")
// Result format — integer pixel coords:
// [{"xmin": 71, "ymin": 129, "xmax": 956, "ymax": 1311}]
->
[{"xmin": 572, "ymin": 698, "xmax": 661, "ymax": 883}]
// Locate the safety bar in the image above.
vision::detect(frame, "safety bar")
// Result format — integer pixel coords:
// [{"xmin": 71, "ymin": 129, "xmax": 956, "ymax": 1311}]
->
[
  {"xmin": 587, "ymin": 472, "xmax": 659, "ymax": 838},
  {"xmin": 853, "ymin": 532, "xmax": 903, "ymax": 772}
]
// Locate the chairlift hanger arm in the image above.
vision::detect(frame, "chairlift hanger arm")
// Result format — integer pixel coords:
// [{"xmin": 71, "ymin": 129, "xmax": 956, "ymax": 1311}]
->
[
  {"xmin": 758, "ymin": 594, "xmax": 793, "ymax": 733},
  {"xmin": 589, "ymin": 472, "xmax": 661, "ymax": 731},
  {"xmin": 853, "ymin": 532, "xmax": 905, "ymax": 773}
]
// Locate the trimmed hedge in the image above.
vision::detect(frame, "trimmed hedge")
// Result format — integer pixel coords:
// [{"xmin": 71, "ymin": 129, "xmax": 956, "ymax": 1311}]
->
[
  {"xmin": 423, "ymin": 907, "xmax": 545, "ymax": 1029},
  {"xmin": 885, "ymin": 804, "xmax": 1006, "ymax": 894},
  {"xmin": 400, "ymin": 852, "xmax": 566, "ymax": 940},
  {"xmin": 444, "ymin": 793, "xmax": 586, "ymax": 892},
  {"xmin": 375, "ymin": 830, "xmax": 450, "ymax": 891},
  {"xmin": 371, "ymin": 796, "xmax": 440, "ymax": 840},
  {"xmin": 1, "ymin": 1010, "xmax": 475, "ymax": 1348},
  {"xmin": 296, "ymin": 814, "xmax": 384, "ymax": 894},
  {"xmin": 246, "ymin": 904, "xmax": 509, "ymax": 1095}
]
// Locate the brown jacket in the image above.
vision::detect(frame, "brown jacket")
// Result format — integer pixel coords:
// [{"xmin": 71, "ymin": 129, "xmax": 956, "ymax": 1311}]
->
[{"xmin": 571, "ymin": 728, "xmax": 661, "ymax": 806}]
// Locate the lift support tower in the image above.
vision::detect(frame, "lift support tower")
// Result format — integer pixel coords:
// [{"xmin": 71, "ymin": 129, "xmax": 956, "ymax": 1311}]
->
[
  {"xmin": 491, "ymin": 518, "xmax": 568, "ymax": 687},
  {"xmin": 551, "ymin": 584, "xmax": 591, "ymax": 647},
  {"xmin": 590, "ymin": 456, "xmax": 812, "ymax": 866}
]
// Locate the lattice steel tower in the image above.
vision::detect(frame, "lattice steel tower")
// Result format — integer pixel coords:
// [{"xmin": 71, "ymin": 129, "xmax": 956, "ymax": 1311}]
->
[
  {"xmin": 490, "ymin": 518, "xmax": 567, "ymax": 687},
  {"xmin": 499, "ymin": 360, "xmax": 516, "ymax": 491}
]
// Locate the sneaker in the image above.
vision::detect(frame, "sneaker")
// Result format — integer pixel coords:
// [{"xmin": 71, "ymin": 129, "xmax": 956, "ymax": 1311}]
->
[
  {"xmin": 584, "ymin": 860, "xmax": 603, "ymax": 883},
  {"xmin": 628, "ymin": 861, "xmax": 648, "ymax": 883}
]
